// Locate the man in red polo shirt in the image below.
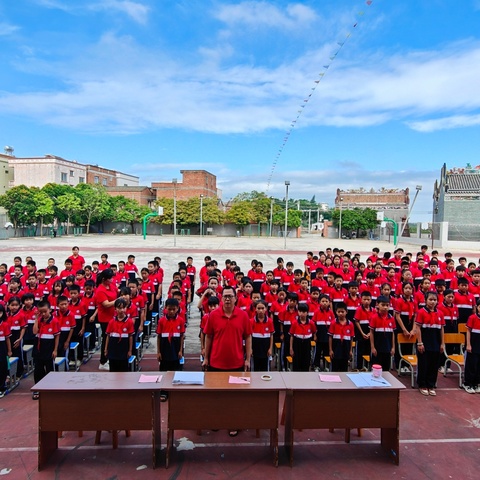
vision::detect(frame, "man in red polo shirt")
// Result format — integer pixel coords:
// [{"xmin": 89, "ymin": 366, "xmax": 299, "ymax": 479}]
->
[{"xmin": 202, "ymin": 286, "xmax": 252, "ymax": 372}]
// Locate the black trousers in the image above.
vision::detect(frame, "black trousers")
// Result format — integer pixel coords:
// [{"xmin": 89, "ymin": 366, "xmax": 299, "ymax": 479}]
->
[
  {"xmin": 100, "ymin": 323, "xmax": 108, "ymax": 365},
  {"xmin": 34, "ymin": 357, "xmax": 54, "ymax": 384},
  {"xmin": 417, "ymin": 350, "xmax": 440, "ymax": 389},
  {"xmin": 252, "ymin": 357, "xmax": 269, "ymax": 372},
  {"xmin": 465, "ymin": 351, "xmax": 480, "ymax": 387},
  {"xmin": 332, "ymin": 357, "xmax": 349, "ymax": 372},
  {"xmin": 371, "ymin": 352, "xmax": 391, "ymax": 372},
  {"xmin": 109, "ymin": 358, "xmax": 129, "ymax": 372}
]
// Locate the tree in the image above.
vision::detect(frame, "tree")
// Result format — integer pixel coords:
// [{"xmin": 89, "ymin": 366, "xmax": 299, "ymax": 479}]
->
[
  {"xmin": 75, "ymin": 184, "xmax": 110, "ymax": 234},
  {"xmin": 56, "ymin": 193, "xmax": 82, "ymax": 235},
  {"xmin": 331, "ymin": 207, "xmax": 378, "ymax": 237},
  {"xmin": 109, "ymin": 196, "xmax": 151, "ymax": 232},
  {"xmin": 226, "ymin": 201, "xmax": 255, "ymax": 227},
  {"xmin": 272, "ymin": 209, "xmax": 302, "ymax": 228},
  {"xmin": 33, "ymin": 189, "xmax": 54, "ymax": 236},
  {"xmin": 0, "ymin": 185, "xmax": 37, "ymax": 232},
  {"xmin": 41, "ymin": 183, "xmax": 76, "ymax": 223}
]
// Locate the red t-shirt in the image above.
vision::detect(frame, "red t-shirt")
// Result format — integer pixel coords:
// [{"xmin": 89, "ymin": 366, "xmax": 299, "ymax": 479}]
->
[
  {"xmin": 95, "ymin": 283, "xmax": 117, "ymax": 323},
  {"xmin": 68, "ymin": 255, "xmax": 85, "ymax": 272},
  {"xmin": 204, "ymin": 306, "xmax": 252, "ymax": 370}
]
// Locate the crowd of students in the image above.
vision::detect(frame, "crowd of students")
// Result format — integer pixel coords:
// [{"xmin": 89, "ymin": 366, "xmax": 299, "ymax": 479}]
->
[{"xmin": 1, "ymin": 244, "xmax": 480, "ymax": 400}]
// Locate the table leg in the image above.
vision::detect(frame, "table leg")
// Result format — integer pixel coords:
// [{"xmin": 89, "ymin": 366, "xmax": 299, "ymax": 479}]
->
[
  {"xmin": 38, "ymin": 431, "xmax": 58, "ymax": 470},
  {"xmin": 165, "ymin": 428, "xmax": 173, "ymax": 469},
  {"xmin": 283, "ymin": 392, "xmax": 294, "ymax": 467},
  {"xmin": 271, "ymin": 428, "xmax": 278, "ymax": 467},
  {"xmin": 152, "ymin": 393, "xmax": 161, "ymax": 469},
  {"xmin": 381, "ymin": 427, "xmax": 399, "ymax": 465}
]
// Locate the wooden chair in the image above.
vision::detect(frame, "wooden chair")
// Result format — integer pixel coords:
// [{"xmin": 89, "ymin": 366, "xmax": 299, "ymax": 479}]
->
[
  {"xmin": 397, "ymin": 333, "xmax": 417, "ymax": 388},
  {"xmin": 443, "ymin": 333, "xmax": 465, "ymax": 387}
]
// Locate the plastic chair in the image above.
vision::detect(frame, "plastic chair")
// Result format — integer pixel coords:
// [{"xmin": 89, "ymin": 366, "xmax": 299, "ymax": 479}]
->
[
  {"xmin": 397, "ymin": 333, "xmax": 417, "ymax": 388},
  {"xmin": 443, "ymin": 333, "xmax": 465, "ymax": 387}
]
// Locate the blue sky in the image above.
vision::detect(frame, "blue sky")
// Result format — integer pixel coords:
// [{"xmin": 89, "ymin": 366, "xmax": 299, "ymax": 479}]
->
[{"xmin": 1, "ymin": 1, "xmax": 480, "ymax": 221}]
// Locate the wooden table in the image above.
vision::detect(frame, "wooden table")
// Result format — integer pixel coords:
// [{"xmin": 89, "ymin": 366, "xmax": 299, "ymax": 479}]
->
[
  {"xmin": 162, "ymin": 371, "xmax": 285, "ymax": 467},
  {"xmin": 33, "ymin": 372, "xmax": 163, "ymax": 470},
  {"xmin": 281, "ymin": 372, "xmax": 405, "ymax": 466}
]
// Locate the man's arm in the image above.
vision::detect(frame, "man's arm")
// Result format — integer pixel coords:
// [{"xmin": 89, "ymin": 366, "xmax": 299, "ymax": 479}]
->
[{"xmin": 202, "ymin": 334, "xmax": 212, "ymax": 369}]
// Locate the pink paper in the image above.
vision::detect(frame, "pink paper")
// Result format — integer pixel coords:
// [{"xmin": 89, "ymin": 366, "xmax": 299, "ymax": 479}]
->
[
  {"xmin": 319, "ymin": 374, "xmax": 342, "ymax": 383},
  {"xmin": 228, "ymin": 376, "xmax": 251, "ymax": 384},
  {"xmin": 138, "ymin": 374, "xmax": 162, "ymax": 383}
]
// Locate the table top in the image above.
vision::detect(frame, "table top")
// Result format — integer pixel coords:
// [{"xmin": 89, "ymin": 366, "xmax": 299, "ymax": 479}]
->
[
  {"xmin": 163, "ymin": 371, "xmax": 286, "ymax": 391},
  {"xmin": 33, "ymin": 371, "xmax": 406, "ymax": 393},
  {"xmin": 281, "ymin": 372, "xmax": 406, "ymax": 391},
  {"xmin": 32, "ymin": 372, "xmax": 165, "ymax": 392}
]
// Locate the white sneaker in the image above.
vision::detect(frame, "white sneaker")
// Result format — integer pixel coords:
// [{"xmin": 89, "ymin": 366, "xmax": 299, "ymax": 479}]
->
[
  {"xmin": 438, "ymin": 366, "xmax": 445, "ymax": 374},
  {"xmin": 474, "ymin": 386, "xmax": 480, "ymax": 394},
  {"xmin": 99, "ymin": 362, "xmax": 109, "ymax": 371},
  {"xmin": 76, "ymin": 360, "xmax": 82, "ymax": 367},
  {"xmin": 447, "ymin": 368, "xmax": 453, "ymax": 373},
  {"xmin": 314, "ymin": 367, "xmax": 320, "ymax": 372},
  {"xmin": 464, "ymin": 385, "xmax": 476, "ymax": 394}
]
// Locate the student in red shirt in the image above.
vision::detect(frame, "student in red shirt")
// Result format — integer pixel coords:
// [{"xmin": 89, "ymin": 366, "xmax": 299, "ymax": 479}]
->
[
  {"xmin": 68, "ymin": 246, "xmax": 85, "ymax": 272},
  {"xmin": 312, "ymin": 294, "xmax": 335, "ymax": 371},
  {"xmin": 360, "ymin": 272, "xmax": 381, "ymax": 307},
  {"xmin": 55, "ymin": 296, "xmax": 75, "ymax": 360},
  {"xmin": 454, "ymin": 278, "xmax": 475, "ymax": 323},
  {"xmin": 124, "ymin": 254, "xmax": 139, "ymax": 281},
  {"xmin": 95, "ymin": 269, "xmax": 118, "ymax": 370},
  {"xmin": 270, "ymin": 287, "xmax": 287, "ymax": 344},
  {"xmin": 7, "ymin": 296, "xmax": 26, "ymax": 377},
  {"xmin": 32, "ymin": 300, "xmax": 60, "ymax": 399},
  {"xmin": 200, "ymin": 296, "xmax": 220, "ymax": 361},
  {"xmin": 273, "ymin": 257, "xmax": 285, "ymax": 282},
  {"xmin": 328, "ymin": 302, "xmax": 354, "ymax": 372},
  {"xmin": 464, "ymin": 299, "xmax": 480, "ymax": 394},
  {"xmin": 415, "ymin": 292, "xmax": 445, "ymax": 396},
  {"xmin": 354, "ymin": 291, "xmax": 374, "ymax": 371},
  {"xmin": 157, "ymin": 297, "xmax": 185, "ymax": 376},
  {"xmin": 105, "ymin": 297, "xmax": 135, "ymax": 372},
  {"xmin": 250, "ymin": 300, "xmax": 274, "ymax": 372},
  {"xmin": 369, "ymin": 295, "xmax": 395, "ymax": 372},
  {"xmin": 289, "ymin": 303, "xmax": 316, "ymax": 372},
  {"xmin": 0, "ymin": 305, "xmax": 12, "ymax": 398},
  {"xmin": 69, "ymin": 285, "xmax": 87, "ymax": 364},
  {"xmin": 98, "ymin": 254, "xmax": 111, "ymax": 272}
]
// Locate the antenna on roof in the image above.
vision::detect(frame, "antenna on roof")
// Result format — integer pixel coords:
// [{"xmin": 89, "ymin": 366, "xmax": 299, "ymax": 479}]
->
[{"xmin": 3, "ymin": 146, "xmax": 14, "ymax": 156}]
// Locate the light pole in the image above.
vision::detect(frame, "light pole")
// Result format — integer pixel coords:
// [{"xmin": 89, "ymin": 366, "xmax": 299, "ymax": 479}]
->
[
  {"xmin": 397, "ymin": 185, "xmax": 422, "ymax": 246},
  {"xmin": 172, "ymin": 178, "xmax": 177, "ymax": 247},
  {"xmin": 269, "ymin": 197, "xmax": 274, "ymax": 237},
  {"xmin": 338, "ymin": 197, "xmax": 344, "ymax": 239},
  {"xmin": 284, "ymin": 181, "xmax": 290, "ymax": 250},
  {"xmin": 200, "ymin": 194, "xmax": 204, "ymax": 237}
]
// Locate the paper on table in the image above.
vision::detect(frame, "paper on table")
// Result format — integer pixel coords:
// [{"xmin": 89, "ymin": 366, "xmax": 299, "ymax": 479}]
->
[
  {"xmin": 229, "ymin": 376, "xmax": 251, "ymax": 384},
  {"xmin": 346, "ymin": 372, "xmax": 392, "ymax": 388},
  {"xmin": 319, "ymin": 374, "xmax": 342, "ymax": 383},
  {"xmin": 138, "ymin": 374, "xmax": 162, "ymax": 383},
  {"xmin": 172, "ymin": 371, "xmax": 205, "ymax": 385}
]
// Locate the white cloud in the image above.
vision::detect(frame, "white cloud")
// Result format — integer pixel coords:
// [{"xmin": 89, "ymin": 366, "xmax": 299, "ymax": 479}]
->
[
  {"xmin": 214, "ymin": 1, "xmax": 318, "ymax": 30},
  {"xmin": 407, "ymin": 114, "xmax": 480, "ymax": 132},
  {"xmin": 90, "ymin": 1, "xmax": 150, "ymax": 24},
  {"xmin": 34, "ymin": 0, "xmax": 150, "ymax": 23},
  {"xmin": 1, "ymin": 31, "xmax": 480, "ymax": 135},
  {"xmin": 0, "ymin": 22, "xmax": 20, "ymax": 36}
]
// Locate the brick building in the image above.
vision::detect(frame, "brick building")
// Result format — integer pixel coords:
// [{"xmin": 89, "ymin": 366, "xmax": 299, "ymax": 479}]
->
[
  {"xmin": 151, "ymin": 170, "xmax": 219, "ymax": 201},
  {"xmin": 106, "ymin": 186, "xmax": 156, "ymax": 207},
  {"xmin": 335, "ymin": 187, "xmax": 409, "ymax": 223}
]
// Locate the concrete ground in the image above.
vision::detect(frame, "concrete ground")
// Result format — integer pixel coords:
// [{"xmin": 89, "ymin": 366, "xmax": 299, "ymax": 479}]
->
[{"xmin": 0, "ymin": 233, "xmax": 479, "ymax": 479}]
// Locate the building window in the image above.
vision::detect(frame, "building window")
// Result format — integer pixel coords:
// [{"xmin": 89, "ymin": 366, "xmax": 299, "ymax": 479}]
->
[
  {"xmin": 102, "ymin": 178, "xmax": 107, "ymax": 186},
  {"xmin": 94, "ymin": 176, "xmax": 99, "ymax": 184},
  {"xmin": 70, "ymin": 170, "xmax": 74, "ymax": 177},
  {"xmin": 79, "ymin": 177, "xmax": 85, "ymax": 183},
  {"xmin": 61, "ymin": 172, "xmax": 68, "ymax": 182}
]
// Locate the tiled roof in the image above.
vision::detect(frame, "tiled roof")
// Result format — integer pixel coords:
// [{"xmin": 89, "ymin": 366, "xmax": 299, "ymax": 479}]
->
[{"xmin": 446, "ymin": 174, "xmax": 480, "ymax": 194}]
